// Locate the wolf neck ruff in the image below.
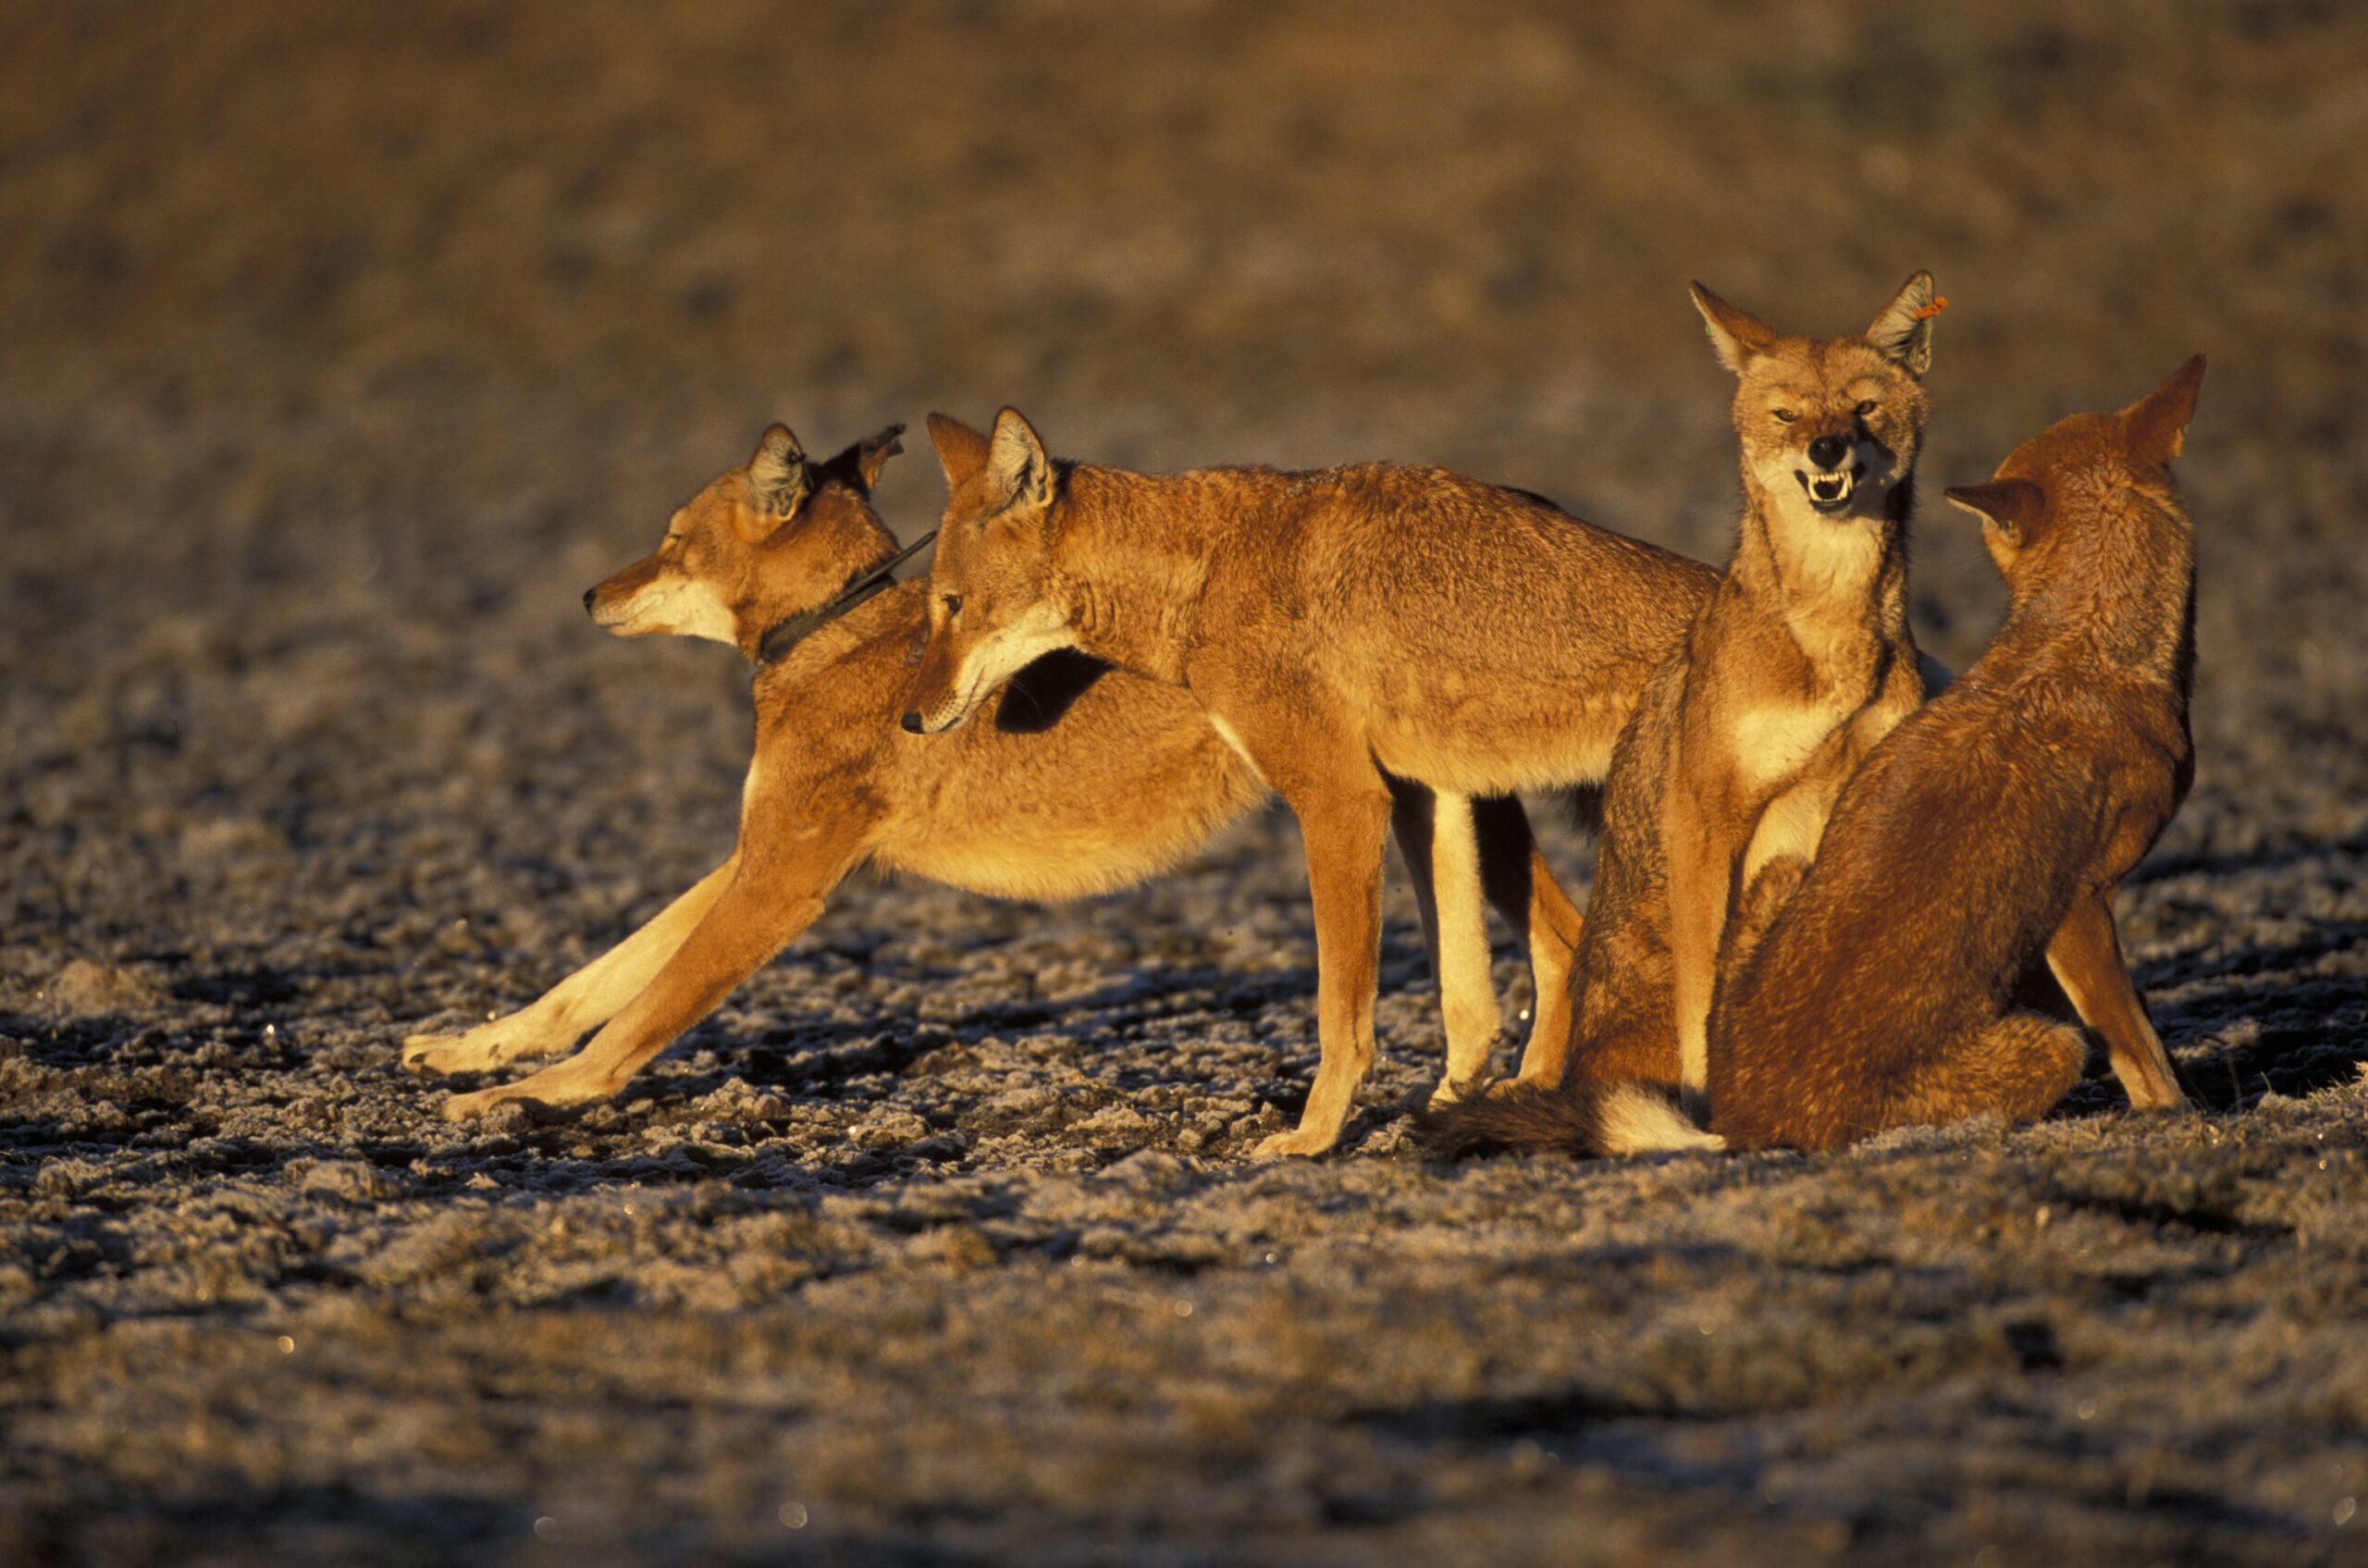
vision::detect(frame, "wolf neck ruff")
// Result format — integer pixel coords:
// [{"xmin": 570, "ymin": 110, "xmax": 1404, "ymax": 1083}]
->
[{"xmin": 754, "ymin": 529, "xmax": 938, "ymax": 666}]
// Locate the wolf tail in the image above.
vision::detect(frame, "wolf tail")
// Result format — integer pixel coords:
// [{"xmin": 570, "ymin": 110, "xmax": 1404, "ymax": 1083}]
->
[{"xmin": 1415, "ymin": 1079, "xmax": 1724, "ymax": 1159}]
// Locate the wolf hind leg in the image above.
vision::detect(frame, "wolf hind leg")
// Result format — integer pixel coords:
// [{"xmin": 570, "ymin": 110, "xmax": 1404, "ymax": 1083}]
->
[
  {"xmin": 1661, "ymin": 796, "xmax": 1734, "ymax": 1113},
  {"xmin": 1719, "ymin": 854, "xmax": 1807, "ymax": 990},
  {"xmin": 1474, "ymin": 793, "xmax": 1585, "ymax": 1090},
  {"xmin": 2047, "ymin": 887, "xmax": 2189, "ymax": 1112},
  {"xmin": 1887, "ymin": 1010, "xmax": 2087, "ymax": 1135},
  {"xmin": 1388, "ymin": 781, "xmax": 1505, "ymax": 1106}
]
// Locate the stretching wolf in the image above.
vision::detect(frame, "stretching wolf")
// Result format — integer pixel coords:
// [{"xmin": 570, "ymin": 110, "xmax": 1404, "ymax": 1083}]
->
[
  {"xmin": 403, "ymin": 426, "xmax": 1578, "ymax": 1122},
  {"xmin": 901, "ymin": 412, "xmax": 1716, "ymax": 1155}
]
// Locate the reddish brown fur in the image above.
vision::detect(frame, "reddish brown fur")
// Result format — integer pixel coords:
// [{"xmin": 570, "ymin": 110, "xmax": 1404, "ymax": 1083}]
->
[
  {"xmin": 1424, "ymin": 282, "xmax": 2189, "ymax": 1161},
  {"xmin": 1483, "ymin": 277, "xmax": 1942, "ymax": 1116},
  {"xmin": 404, "ymin": 426, "xmax": 1579, "ymax": 1121},
  {"xmin": 906, "ymin": 410, "xmax": 1716, "ymax": 1155},
  {"xmin": 404, "ymin": 426, "xmax": 1263, "ymax": 1115},
  {"xmin": 1648, "ymin": 277, "xmax": 1942, "ymax": 1107},
  {"xmin": 1709, "ymin": 359, "xmax": 2205, "ymax": 1151},
  {"xmin": 1421, "ymin": 278, "xmax": 1939, "ymax": 1157}
]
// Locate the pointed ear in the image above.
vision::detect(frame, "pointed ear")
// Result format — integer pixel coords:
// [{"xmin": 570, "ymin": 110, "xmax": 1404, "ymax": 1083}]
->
[
  {"xmin": 746, "ymin": 424, "xmax": 810, "ymax": 524},
  {"xmin": 854, "ymin": 423, "xmax": 906, "ymax": 491},
  {"xmin": 815, "ymin": 424, "xmax": 907, "ymax": 496},
  {"xmin": 2119, "ymin": 354, "xmax": 2206, "ymax": 467},
  {"xmin": 1690, "ymin": 282, "xmax": 1778, "ymax": 376},
  {"xmin": 1944, "ymin": 479, "xmax": 2044, "ymax": 545},
  {"xmin": 984, "ymin": 407, "xmax": 1053, "ymax": 515},
  {"xmin": 928, "ymin": 412, "xmax": 990, "ymax": 493},
  {"xmin": 1865, "ymin": 270, "xmax": 1942, "ymax": 377}
]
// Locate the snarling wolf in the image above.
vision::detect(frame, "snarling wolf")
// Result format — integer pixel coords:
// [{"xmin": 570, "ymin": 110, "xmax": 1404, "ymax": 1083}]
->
[
  {"xmin": 901, "ymin": 412, "xmax": 1716, "ymax": 1154},
  {"xmin": 1708, "ymin": 357, "xmax": 2206, "ymax": 1148},
  {"xmin": 1427, "ymin": 273, "xmax": 1946, "ymax": 1154},
  {"xmin": 403, "ymin": 426, "xmax": 1575, "ymax": 1124},
  {"xmin": 1434, "ymin": 358, "xmax": 2204, "ymax": 1156}
]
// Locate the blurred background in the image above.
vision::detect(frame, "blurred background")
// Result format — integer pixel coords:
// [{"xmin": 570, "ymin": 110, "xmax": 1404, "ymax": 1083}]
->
[
  {"xmin": 7, "ymin": 7, "xmax": 2368, "ymax": 1561},
  {"xmin": 4, "ymin": 0, "xmax": 2365, "ymax": 1007}
]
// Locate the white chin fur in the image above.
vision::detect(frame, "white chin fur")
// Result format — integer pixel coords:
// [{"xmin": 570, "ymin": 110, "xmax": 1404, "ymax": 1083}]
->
[{"xmin": 939, "ymin": 611, "xmax": 1074, "ymax": 728}]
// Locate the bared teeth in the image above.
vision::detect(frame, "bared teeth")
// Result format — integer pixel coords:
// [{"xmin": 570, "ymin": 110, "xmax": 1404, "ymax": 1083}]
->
[{"xmin": 1795, "ymin": 467, "xmax": 1861, "ymax": 506}]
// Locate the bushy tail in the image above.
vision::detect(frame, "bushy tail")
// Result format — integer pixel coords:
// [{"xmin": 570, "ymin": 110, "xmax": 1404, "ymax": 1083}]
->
[{"xmin": 1415, "ymin": 1079, "xmax": 1725, "ymax": 1159}]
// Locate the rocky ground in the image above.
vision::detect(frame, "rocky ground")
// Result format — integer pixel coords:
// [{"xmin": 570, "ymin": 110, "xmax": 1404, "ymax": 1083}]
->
[{"xmin": 3, "ymin": 4, "xmax": 2365, "ymax": 1563}]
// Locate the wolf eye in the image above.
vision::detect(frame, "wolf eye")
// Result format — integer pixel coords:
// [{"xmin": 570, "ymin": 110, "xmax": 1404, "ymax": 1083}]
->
[
  {"xmin": 1856, "ymin": 400, "xmax": 1879, "ymax": 416},
  {"xmin": 1772, "ymin": 409, "xmax": 1798, "ymax": 424},
  {"xmin": 942, "ymin": 594, "xmax": 963, "ymax": 615}
]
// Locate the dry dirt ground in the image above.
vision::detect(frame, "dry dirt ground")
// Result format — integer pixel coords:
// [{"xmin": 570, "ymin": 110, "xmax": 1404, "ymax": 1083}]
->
[{"xmin": 4, "ymin": 4, "xmax": 2367, "ymax": 1564}]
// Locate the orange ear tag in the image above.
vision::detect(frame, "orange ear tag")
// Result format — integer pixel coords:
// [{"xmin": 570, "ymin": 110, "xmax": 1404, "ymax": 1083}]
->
[{"xmin": 1912, "ymin": 296, "xmax": 1950, "ymax": 321}]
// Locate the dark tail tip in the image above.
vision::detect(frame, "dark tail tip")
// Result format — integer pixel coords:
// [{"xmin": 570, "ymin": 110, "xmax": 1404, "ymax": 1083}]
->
[{"xmin": 1413, "ymin": 1080, "xmax": 1604, "ymax": 1159}]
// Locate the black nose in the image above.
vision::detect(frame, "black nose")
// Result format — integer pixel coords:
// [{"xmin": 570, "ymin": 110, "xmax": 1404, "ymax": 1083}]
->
[
  {"xmin": 900, "ymin": 710, "xmax": 925, "ymax": 734},
  {"xmin": 582, "ymin": 586, "xmax": 598, "ymax": 612},
  {"xmin": 1807, "ymin": 436, "xmax": 1851, "ymax": 471}
]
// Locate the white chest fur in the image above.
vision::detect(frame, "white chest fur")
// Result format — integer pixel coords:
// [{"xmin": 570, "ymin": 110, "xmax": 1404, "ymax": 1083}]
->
[{"xmin": 1728, "ymin": 697, "xmax": 1852, "ymax": 796}]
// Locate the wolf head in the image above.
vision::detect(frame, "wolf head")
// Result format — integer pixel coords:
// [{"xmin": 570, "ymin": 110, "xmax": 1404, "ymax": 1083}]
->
[
  {"xmin": 1943, "ymin": 355, "xmax": 2205, "ymax": 586},
  {"xmin": 1693, "ymin": 272, "xmax": 1940, "ymax": 528},
  {"xmin": 900, "ymin": 408, "xmax": 1078, "ymax": 735},
  {"xmin": 584, "ymin": 424, "xmax": 905, "ymax": 651}
]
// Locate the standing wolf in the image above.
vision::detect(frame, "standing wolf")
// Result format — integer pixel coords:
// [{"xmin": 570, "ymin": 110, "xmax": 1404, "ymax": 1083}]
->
[{"xmin": 901, "ymin": 414, "xmax": 1716, "ymax": 1155}]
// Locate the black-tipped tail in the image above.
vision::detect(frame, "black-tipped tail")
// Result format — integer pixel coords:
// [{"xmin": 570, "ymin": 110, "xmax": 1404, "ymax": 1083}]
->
[
  {"xmin": 1416, "ymin": 1079, "xmax": 1607, "ymax": 1157},
  {"xmin": 1416, "ymin": 1080, "xmax": 1724, "ymax": 1160}
]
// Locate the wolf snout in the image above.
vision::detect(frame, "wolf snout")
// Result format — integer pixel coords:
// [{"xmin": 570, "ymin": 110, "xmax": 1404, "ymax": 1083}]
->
[
  {"xmin": 1807, "ymin": 435, "xmax": 1852, "ymax": 471},
  {"xmin": 582, "ymin": 586, "xmax": 598, "ymax": 613},
  {"xmin": 900, "ymin": 710, "xmax": 926, "ymax": 734}
]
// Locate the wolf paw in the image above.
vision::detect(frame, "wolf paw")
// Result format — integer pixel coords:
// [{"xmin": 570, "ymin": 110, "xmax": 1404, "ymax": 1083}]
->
[
  {"xmin": 439, "ymin": 1063, "xmax": 612, "ymax": 1122},
  {"xmin": 438, "ymin": 1051, "xmax": 615, "ymax": 1122},
  {"xmin": 1251, "ymin": 1126, "xmax": 1339, "ymax": 1160},
  {"xmin": 401, "ymin": 1030, "xmax": 500, "ymax": 1077},
  {"xmin": 400, "ymin": 1032, "xmax": 478, "ymax": 1080},
  {"xmin": 1424, "ymin": 1071, "xmax": 1498, "ymax": 1112},
  {"xmin": 402, "ymin": 1014, "xmax": 573, "ymax": 1076},
  {"xmin": 438, "ymin": 1087, "xmax": 536, "ymax": 1126},
  {"xmin": 443, "ymin": 1085, "xmax": 529, "ymax": 1123}
]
